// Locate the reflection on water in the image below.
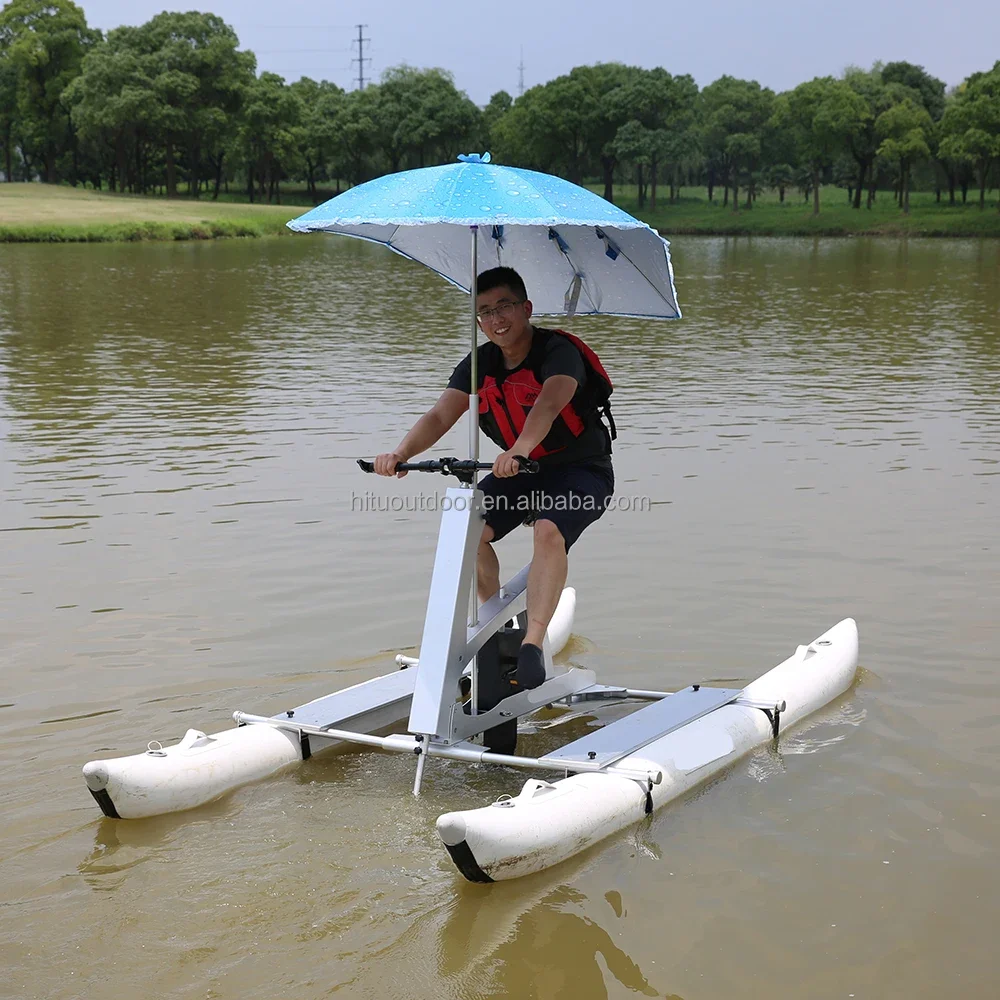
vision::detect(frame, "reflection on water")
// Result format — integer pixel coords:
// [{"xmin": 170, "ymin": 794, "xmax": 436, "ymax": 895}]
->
[
  {"xmin": 1, "ymin": 235, "xmax": 999, "ymax": 999},
  {"xmin": 470, "ymin": 885, "xmax": 661, "ymax": 999}
]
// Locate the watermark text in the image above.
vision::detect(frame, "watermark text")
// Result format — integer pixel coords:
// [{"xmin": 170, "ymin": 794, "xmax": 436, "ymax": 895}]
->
[{"xmin": 350, "ymin": 490, "xmax": 652, "ymax": 514}]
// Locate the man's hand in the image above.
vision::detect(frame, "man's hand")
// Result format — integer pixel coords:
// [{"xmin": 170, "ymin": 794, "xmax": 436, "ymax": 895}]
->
[
  {"xmin": 492, "ymin": 450, "xmax": 523, "ymax": 479},
  {"xmin": 374, "ymin": 452, "xmax": 408, "ymax": 477}
]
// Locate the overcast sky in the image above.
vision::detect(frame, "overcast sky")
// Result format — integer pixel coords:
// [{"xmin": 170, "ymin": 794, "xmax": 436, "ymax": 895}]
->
[{"xmin": 81, "ymin": 0, "xmax": 999, "ymax": 105}]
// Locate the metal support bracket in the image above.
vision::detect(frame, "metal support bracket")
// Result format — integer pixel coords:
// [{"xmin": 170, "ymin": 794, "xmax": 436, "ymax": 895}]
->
[{"xmin": 232, "ymin": 713, "xmax": 662, "ymax": 786}]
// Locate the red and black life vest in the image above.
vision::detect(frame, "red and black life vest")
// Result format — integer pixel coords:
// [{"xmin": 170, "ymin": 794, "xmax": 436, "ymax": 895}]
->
[{"xmin": 478, "ymin": 328, "xmax": 616, "ymax": 461}]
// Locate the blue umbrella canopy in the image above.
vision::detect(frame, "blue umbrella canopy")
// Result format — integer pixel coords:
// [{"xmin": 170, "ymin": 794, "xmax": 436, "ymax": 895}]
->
[{"xmin": 287, "ymin": 153, "xmax": 681, "ymax": 320}]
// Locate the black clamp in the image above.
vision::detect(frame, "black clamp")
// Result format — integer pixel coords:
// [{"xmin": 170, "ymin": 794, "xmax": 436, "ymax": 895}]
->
[{"xmin": 762, "ymin": 702, "xmax": 782, "ymax": 739}]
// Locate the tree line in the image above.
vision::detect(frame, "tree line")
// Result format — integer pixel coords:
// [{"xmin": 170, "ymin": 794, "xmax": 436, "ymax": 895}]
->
[{"xmin": 2, "ymin": 0, "xmax": 999, "ymax": 214}]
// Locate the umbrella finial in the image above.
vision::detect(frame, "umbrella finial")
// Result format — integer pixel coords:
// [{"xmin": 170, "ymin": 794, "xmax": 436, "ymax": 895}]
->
[{"xmin": 457, "ymin": 152, "xmax": 492, "ymax": 164}]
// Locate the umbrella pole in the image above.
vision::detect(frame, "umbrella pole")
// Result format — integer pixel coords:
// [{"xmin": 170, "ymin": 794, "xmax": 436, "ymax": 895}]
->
[
  {"xmin": 468, "ymin": 225, "xmax": 479, "ymax": 464},
  {"xmin": 468, "ymin": 226, "xmax": 480, "ymax": 716}
]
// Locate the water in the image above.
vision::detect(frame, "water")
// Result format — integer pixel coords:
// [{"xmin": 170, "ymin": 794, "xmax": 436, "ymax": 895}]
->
[{"xmin": 1, "ymin": 235, "xmax": 998, "ymax": 999}]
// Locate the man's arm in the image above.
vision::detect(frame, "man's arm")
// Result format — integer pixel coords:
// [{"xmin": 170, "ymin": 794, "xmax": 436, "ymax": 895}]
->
[
  {"xmin": 374, "ymin": 388, "xmax": 470, "ymax": 476},
  {"xmin": 493, "ymin": 374, "xmax": 578, "ymax": 478}
]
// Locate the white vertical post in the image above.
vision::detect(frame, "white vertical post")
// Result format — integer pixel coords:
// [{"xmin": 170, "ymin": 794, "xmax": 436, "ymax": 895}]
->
[
  {"xmin": 412, "ymin": 741, "xmax": 427, "ymax": 797},
  {"xmin": 468, "ymin": 225, "xmax": 479, "ymax": 464},
  {"xmin": 468, "ymin": 226, "xmax": 480, "ymax": 714}
]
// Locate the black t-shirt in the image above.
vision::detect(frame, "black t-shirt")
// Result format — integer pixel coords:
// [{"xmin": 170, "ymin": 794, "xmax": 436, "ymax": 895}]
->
[{"xmin": 447, "ymin": 326, "xmax": 612, "ymax": 469}]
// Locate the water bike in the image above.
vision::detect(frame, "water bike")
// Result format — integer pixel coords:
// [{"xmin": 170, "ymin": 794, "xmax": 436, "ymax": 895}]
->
[
  {"xmin": 82, "ymin": 452, "xmax": 859, "ymax": 881},
  {"xmin": 81, "ymin": 155, "xmax": 859, "ymax": 880}
]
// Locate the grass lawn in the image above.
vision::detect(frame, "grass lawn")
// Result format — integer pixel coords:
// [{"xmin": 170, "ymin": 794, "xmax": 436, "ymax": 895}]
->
[
  {"xmin": 3, "ymin": 180, "xmax": 999, "ymax": 243},
  {"xmin": 0, "ymin": 183, "xmax": 296, "ymax": 242},
  {"xmin": 605, "ymin": 185, "xmax": 1000, "ymax": 237}
]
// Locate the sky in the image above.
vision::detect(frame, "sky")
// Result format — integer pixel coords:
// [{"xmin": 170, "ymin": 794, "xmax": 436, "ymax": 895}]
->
[{"xmin": 80, "ymin": 0, "xmax": 1000, "ymax": 105}]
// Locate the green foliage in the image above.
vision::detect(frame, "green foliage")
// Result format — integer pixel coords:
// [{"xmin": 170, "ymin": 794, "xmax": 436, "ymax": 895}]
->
[
  {"xmin": 0, "ymin": 44, "xmax": 19, "ymax": 179},
  {"xmin": 605, "ymin": 68, "xmax": 699, "ymax": 207},
  {"xmin": 492, "ymin": 63, "xmax": 640, "ymax": 192},
  {"xmin": 330, "ymin": 86, "xmax": 379, "ymax": 186},
  {"xmin": 777, "ymin": 77, "xmax": 869, "ymax": 214},
  {"xmin": 3, "ymin": 8, "xmax": 1000, "ymax": 231},
  {"xmin": 0, "ymin": 0, "xmax": 98, "ymax": 182},
  {"xmin": 881, "ymin": 61, "xmax": 946, "ymax": 121},
  {"xmin": 238, "ymin": 71, "xmax": 302, "ymax": 202},
  {"xmin": 374, "ymin": 65, "xmax": 479, "ymax": 171},
  {"xmin": 63, "ymin": 10, "xmax": 255, "ymax": 197},
  {"xmin": 875, "ymin": 97, "xmax": 933, "ymax": 213},
  {"xmin": 482, "ymin": 90, "xmax": 512, "ymax": 149},
  {"xmin": 939, "ymin": 62, "xmax": 1000, "ymax": 209},
  {"xmin": 763, "ymin": 162, "xmax": 794, "ymax": 201},
  {"xmin": 700, "ymin": 75, "xmax": 774, "ymax": 208},
  {"xmin": 290, "ymin": 77, "xmax": 345, "ymax": 197}
]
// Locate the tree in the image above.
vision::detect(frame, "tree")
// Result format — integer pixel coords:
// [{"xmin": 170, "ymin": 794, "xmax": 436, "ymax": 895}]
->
[
  {"xmin": 370, "ymin": 66, "xmax": 479, "ymax": 173},
  {"xmin": 761, "ymin": 98, "xmax": 797, "ymax": 204},
  {"xmin": 939, "ymin": 63, "xmax": 1000, "ymax": 210},
  {"xmin": 237, "ymin": 71, "xmax": 301, "ymax": 203},
  {"xmin": 764, "ymin": 162, "xmax": 794, "ymax": 202},
  {"xmin": 411, "ymin": 68, "xmax": 480, "ymax": 165},
  {"xmin": 842, "ymin": 65, "xmax": 888, "ymax": 208},
  {"xmin": 291, "ymin": 77, "xmax": 344, "ymax": 200},
  {"xmin": 329, "ymin": 85, "xmax": 379, "ymax": 187},
  {"xmin": 482, "ymin": 89, "xmax": 512, "ymax": 150},
  {"xmin": 725, "ymin": 131, "xmax": 760, "ymax": 210},
  {"xmin": 607, "ymin": 68, "xmax": 698, "ymax": 209},
  {"xmin": 656, "ymin": 74, "xmax": 700, "ymax": 206},
  {"xmin": 139, "ymin": 12, "xmax": 254, "ymax": 197},
  {"xmin": 882, "ymin": 61, "xmax": 946, "ymax": 121},
  {"xmin": 611, "ymin": 118, "xmax": 651, "ymax": 205},
  {"xmin": 780, "ymin": 77, "xmax": 868, "ymax": 215},
  {"xmin": 700, "ymin": 76, "xmax": 774, "ymax": 212},
  {"xmin": 0, "ymin": 49, "xmax": 17, "ymax": 180},
  {"xmin": 492, "ymin": 63, "xmax": 638, "ymax": 198},
  {"xmin": 65, "ymin": 34, "xmax": 158, "ymax": 192},
  {"xmin": 876, "ymin": 97, "xmax": 933, "ymax": 213},
  {"xmin": 0, "ymin": 0, "xmax": 98, "ymax": 183}
]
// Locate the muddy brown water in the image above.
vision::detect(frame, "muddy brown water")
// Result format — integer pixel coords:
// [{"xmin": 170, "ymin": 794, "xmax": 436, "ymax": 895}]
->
[{"xmin": 1, "ymin": 235, "xmax": 998, "ymax": 1000}]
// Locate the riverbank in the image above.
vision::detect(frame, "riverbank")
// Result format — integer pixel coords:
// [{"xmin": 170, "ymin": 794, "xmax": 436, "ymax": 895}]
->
[
  {"xmin": 0, "ymin": 183, "xmax": 291, "ymax": 242},
  {"xmin": 606, "ymin": 185, "xmax": 1000, "ymax": 237},
  {"xmin": 2, "ymin": 181, "xmax": 999, "ymax": 242}
]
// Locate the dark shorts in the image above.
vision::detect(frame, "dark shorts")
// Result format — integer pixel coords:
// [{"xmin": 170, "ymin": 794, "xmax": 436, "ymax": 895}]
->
[{"xmin": 479, "ymin": 462, "xmax": 615, "ymax": 551}]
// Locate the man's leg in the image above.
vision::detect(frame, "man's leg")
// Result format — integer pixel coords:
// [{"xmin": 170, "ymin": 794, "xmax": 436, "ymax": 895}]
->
[
  {"xmin": 510, "ymin": 518, "xmax": 568, "ymax": 690},
  {"xmin": 477, "ymin": 524, "xmax": 500, "ymax": 603},
  {"xmin": 523, "ymin": 518, "xmax": 568, "ymax": 647},
  {"xmin": 515, "ymin": 464, "xmax": 614, "ymax": 689},
  {"xmin": 475, "ymin": 472, "xmax": 530, "ymax": 604}
]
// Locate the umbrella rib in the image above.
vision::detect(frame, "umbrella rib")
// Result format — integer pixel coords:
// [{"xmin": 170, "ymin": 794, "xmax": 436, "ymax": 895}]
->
[{"xmin": 608, "ymin": 239, "xmax": 679, "ymax": 315}]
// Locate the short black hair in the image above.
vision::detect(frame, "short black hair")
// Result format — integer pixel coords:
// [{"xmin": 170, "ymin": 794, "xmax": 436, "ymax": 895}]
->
[{"xmin": 476, "ymin": 266, "xmax": 527, "ymax": 302}]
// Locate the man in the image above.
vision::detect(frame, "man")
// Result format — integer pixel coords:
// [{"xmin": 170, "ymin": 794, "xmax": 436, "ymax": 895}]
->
[{"xmin": 374, "ymin": 266, "xmax": 614, "ymax": 695}]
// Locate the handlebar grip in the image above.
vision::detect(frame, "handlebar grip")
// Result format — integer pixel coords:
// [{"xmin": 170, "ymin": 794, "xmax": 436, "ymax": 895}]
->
[
  {"xmin": 357, "ymin": 459, "xmax": 375, "ymax": 473},
  {"xmin": 514, "ymin": 456, "xmax": 540, "ymax": 475}
]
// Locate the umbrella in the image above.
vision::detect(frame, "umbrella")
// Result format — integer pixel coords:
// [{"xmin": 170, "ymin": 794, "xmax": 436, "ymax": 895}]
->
[
  {"xmin": 288, "ymin": 152, "xmax": 679, "ymax": 319},
  {"xmin": 287, "ymin": 152, "xmax": 681, "ymax": 459}
]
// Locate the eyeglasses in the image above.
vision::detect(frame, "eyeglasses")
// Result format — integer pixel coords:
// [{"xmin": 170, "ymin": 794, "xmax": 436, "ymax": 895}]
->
[{"xmin": 476, "ymin": 299, "xmax": 524, "ymax": 324}]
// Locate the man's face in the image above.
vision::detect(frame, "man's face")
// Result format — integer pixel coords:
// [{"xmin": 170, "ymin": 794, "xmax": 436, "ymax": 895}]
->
[{"xmin": 475, "ymin": 285, "xmax": 533, "ymax": 348}]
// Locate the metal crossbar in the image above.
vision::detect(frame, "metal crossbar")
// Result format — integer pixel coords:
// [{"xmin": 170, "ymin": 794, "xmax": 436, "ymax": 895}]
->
[{"xmin": 232, "ymin": 713, "xmax": 663, "ymax": 785}]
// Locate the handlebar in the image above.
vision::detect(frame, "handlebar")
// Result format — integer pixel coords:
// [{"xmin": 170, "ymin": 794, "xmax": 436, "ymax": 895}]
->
[{"xmin": 357, "ymin": 456, "xmax": 539, "ymax": 480}]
